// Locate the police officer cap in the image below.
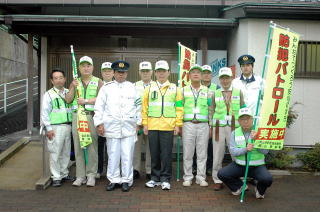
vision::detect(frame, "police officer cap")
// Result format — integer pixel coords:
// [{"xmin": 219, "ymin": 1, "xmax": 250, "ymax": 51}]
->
[
  {"xmin": 238, "ymin": 54, "xmax": 255, "ymax": 65},
  {"xmin": 111, "ymin": 60, "xmax": 130, "ymax": 72}
]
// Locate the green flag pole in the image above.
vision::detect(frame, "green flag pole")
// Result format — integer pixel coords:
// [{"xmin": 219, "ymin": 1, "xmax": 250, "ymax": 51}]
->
[
  {"xmin": 176, "ymin": 42, "xmax": 181, "ymax": 181},
  {"xmin": 70, "ymin": 45, "xmax": 89, "ymax": 165},
  {"xmin": 240, "ymin": 21, "xmax": 274, "ymax": 203}
]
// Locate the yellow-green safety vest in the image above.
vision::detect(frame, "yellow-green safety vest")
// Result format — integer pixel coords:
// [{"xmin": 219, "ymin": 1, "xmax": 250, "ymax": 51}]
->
[
  {"xmin": 135, "ymin": 80, "xmax": 153, "ymax": 99},
  {"xmin": 208, "ymin": 83, "xmax": 217, "ymax": 92},
  {"xmin": 234, "ymin": 128, "xmax": 265, "ymax": 166},
  {"xmin": 183, "ymin": 85, "xmax": 209, "ymax": 122},
  {"xmin": 212, "ymin": 88, "xmax": 241, "ymax": 127},
  {"xmin": 71, "ymin": 76, "xmax": 99, "ymax": 111},
  {"xmin": 148, "ymin": 82, "xmax": 177, "ymax": 118},
  {"xmin": 48, "ymin": 88, "xmax": 72, "ymax": 125}
]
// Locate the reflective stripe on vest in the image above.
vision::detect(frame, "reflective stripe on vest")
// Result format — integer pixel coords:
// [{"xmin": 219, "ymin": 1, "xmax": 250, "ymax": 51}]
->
[
  {"xmin": 234, "ymin": 128, "xmax": 265, "ymax": 166},
  {"xmin": 183, "ymin": 86, "xmax": 209, "ymax": 122},
  {"xmin": 212, "ymin": 88, "xmax": 241, "ymax": 127},
  {"xmin": 71, "ymin": 76, "xmax": 99, "ymax": 111},
  {"xmin": 48, "ymin": 89, "xmax": 72, "ymax": 125},
  {"xmin": 148, "ymin": 82, "xmax": 176, "ymax": 118}
]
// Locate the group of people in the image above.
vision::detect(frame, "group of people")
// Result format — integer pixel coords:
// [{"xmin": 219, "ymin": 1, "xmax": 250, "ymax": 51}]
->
[{"xmin": 41, "ymin": 53, "xmax": 273, "ymax": 199}]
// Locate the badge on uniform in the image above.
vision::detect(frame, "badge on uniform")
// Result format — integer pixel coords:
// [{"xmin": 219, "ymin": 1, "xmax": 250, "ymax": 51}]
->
[
  {"xmin": 193, "ymin": 107, "xmax": 200, "ymax": 114},
  {"xmin": 151, "ymin": 91, "xmax": 158, "ymax": 99}
]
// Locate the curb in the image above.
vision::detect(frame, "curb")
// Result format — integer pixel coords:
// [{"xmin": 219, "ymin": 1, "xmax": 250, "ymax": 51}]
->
[{"xmin": 0, "ymin": 137, "xmax": 30, "ymax": 166}]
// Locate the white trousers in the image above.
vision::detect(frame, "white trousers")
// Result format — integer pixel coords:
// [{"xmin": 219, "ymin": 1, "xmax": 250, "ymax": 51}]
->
[
  {"xmin": 212, "ymin": 126, "xmax": 232, "ymax": 183},
  {"xmin": 182, "ymin": 122, "xmax": 209, "ymax": 182},
  {"xmin": 47, "ymin": 124, "xmax": 71, "ymax": 181},
  {"xmin": 133, "ymin": 134, "xmax": 151, "ymax": 174},
  {"xmin": 106, "ymin": 136, "xmax": 135, "ymax": 185}
]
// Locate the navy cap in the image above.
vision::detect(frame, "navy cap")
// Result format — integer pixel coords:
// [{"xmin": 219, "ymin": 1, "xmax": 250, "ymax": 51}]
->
[
  {"xmin": 111, "ymin": 60, "xmax": 130, "ymax": 72},
  {"xmin": 238, "ymin": 55, "xmax": 255, "ymax": 65}
]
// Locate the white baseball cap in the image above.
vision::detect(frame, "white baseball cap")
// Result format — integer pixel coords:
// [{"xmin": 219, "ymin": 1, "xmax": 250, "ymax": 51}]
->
[
  {"xmin": 139, "ymin": 61, "xmax": 152, "ymax": 71},
  {"xmin": 79, "ymin": 56, "xmax": 93, "ymax": 65},
  {"xmin": 189, "ymin": 64, "xmax": 202, "ymax": 72},
  {"xmin": 101, "ymin": 62, "xmax": 112, "ymax": 70},
  {"xmin": 239, "ymin": 107, "xmax": 253, "ymax": 118},
  {"xmin": 155, "ymin": 60, "xmax": 169, "ymax": 71},
  {"xmin": 202, "ymin": 65, "xmax": 212, "ymax": 72},
  {"xmin": 219, "ymin": 67, "xmax": 233, "ymax": 77}
]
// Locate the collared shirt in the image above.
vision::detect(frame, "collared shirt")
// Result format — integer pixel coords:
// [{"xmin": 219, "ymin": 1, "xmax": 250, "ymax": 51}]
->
[
  {"xmin": 41, "ymin": 87, "xmax": 68, "ymax": 131},
  {"xmin": 142, "ymin": 80, "xmax": 183, "ymax": 130}
]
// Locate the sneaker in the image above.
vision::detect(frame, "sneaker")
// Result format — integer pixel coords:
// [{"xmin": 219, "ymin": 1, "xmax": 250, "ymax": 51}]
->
[
  {"xmin": 231, "ymin": 185, "xmax": 248, "ymax": 196},
  {"xmin": 86, "ymin": 176, "xmax": 96, "ymax": 187},
  {"xmin": 182, "ymin": 180, "xmax": 192, "ymax": 187},
  {"xmin": 255, "ymin": 187, "xmax": 265, "ymax": 199},
  {"xmin": 161, "ymin": 182, "xmax": 171, "ymax": 190},
  {"xmin": 196, "ymin": 179, "xmax": 208, "ymax": 187},
  {"xmin": 72, "ymin": 177, "xmax": 86, "ymax": 187},
  {"xmin": 145, "ymin": 180, "xmax": 161, "ymax": 188},
  {"xmin": 61, "ymin": 175, "xmax": 76, "ymax": 182}
]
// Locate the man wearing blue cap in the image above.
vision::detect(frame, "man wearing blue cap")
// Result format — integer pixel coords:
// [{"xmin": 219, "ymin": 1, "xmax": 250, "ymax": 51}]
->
[
  {"xmin": 94, "ymin": 61, "xmax": 142, "ymax": 192},
  {"xmin": 232, "ymin": 55, "xmax": 264, "ymax": 116}
]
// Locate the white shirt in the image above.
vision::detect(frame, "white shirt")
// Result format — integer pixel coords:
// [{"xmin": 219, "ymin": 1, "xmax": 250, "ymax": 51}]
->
[
  {"xmin": 41, "ymin": 87, "xmax": 68, "ymax": 131},
  {"xmin": 232, "ymin": 74, "xmax": 264, "ymax": 115},
  {"xmin": 93, "ymin": 80, "xmax": 142, "ymax": 139}
]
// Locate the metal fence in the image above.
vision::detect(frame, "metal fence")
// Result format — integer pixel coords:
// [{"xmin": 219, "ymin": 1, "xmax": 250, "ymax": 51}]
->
[{"xmin": 0, "ymin": 76, "xmax": 38, "ymax": 114}]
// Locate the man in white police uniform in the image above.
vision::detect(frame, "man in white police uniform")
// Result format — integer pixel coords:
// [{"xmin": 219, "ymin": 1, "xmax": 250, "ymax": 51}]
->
[
  {"xmin": 232, "ymin": 55, "xmax": 264, "ymax": 116},
  {"xmin": 94, "ymin": 60, "xmax": 142, "ymax": 192}
]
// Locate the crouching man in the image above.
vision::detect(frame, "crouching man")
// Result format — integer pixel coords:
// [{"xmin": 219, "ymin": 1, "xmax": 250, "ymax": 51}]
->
[{"xmin": 217, "ymin": 108, "xmax": 272, "ymax": 199}]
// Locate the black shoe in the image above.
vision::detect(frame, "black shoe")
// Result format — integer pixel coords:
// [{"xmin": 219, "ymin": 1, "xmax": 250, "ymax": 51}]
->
[
  {"xmin": 146, "ymin": 174, "xmax": 151, "ymax": 180},
  {"xmin": 122, "ymin": 183, "xmax": 130, "ymax": 192},
  {"xmin": 133, "ymin": 170, "xmax": 140, "ymax": 179},
  {"xmin": 106, "ymin": 183, "xmax": 117, "ymax": 191},
  {"xmin": 61, "ymin": 175, "xmax": 76, "ymax": 182},
  {"xmin": 52, "ymin": 180, "xmax": 62, "ymax": 187}
]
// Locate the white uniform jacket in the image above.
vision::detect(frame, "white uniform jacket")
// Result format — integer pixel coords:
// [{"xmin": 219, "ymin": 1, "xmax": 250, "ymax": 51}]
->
[
  {"xmin": 232, "ymin": 74, "xmax": 264, "ymax": 116},
  {"xmin": 93, "ymin": 80, "xmax": 142, "ymax": 139}
]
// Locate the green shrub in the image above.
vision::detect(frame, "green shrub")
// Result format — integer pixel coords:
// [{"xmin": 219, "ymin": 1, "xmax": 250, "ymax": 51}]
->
[
  {"xmin": 286, "ymin": 102, "xmax": 301, "ymax": 128},
  {"xmin": 266, "ymin": 147, "xmax": 295, "ymax": 169},
  {"xmin": 297, "ymin": 143, "xmax": 320, "ymax": 171}
]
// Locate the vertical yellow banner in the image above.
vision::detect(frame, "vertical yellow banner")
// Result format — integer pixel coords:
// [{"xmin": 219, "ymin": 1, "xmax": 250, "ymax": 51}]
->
[
  {"xmin": 178, "ymin": 43, "xmax": 197, "ymax": 87},
  {"xmin": 255, "ymin": 27, "xmax": 300, "ymax": 150}
]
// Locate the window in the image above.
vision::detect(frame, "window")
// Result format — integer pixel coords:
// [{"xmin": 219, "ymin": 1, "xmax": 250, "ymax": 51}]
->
[{"xmin": 295, "ymin": 41, "xmax": 320, "ymax": 78}]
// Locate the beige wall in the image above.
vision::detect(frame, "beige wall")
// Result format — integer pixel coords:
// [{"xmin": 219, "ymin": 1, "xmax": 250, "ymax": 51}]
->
[{"xmin": 228, "ymin": 18, "xmax": 320, "ymax": 146}]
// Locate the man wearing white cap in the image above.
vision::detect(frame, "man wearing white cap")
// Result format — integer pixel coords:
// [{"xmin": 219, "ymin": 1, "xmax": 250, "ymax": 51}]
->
[
  {"xmin": 101, "ymin": 62, "xmax": 114, "ymax": 84},
  {"xmin": 133, "ymin": 61, "xmax": 153, "ymax": 180},
  {"xmin": 142, "ymin": 60, "xmax": 183, "ymax": 190},
  {"xmin": 94, "ymin": 61, "xmax": 141, "ymax": 192},
  {"xmin": 217, "ymin": 107, "xmax": 272, "ymax": 199},
  {"xmin": 201, "ymin": 65, "xmax": 219, "ymax": 176},
  {"xmin": 96, "ymin": 62, "xmax": 114, "ymax": 179},
  {"xmin": 210, "ymin": 67, "xmax": 245, "ymax": 191},
  {"xmin": 181, "ymin": 64, "xmax": 212, "ymax": 187},
  {"xmin": 66, "ymin": 56, "xmax": 104, "ymax": 187}
]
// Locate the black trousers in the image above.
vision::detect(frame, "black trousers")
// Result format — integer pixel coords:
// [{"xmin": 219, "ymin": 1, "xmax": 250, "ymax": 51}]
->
[
  {"xmin": 148, "ymin": 130, "xmax": 173, "ymax": 183},
  {"xmin": 98, "ymin": 136, "xmax": 106, "ymax": 174},
  {"xmin": 218, "ymin": 162, "xmax": 273, "ymax": 195}
]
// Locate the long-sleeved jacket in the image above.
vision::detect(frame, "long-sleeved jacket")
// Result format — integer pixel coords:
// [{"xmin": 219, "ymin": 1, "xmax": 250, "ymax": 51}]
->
[{"xmin": 93, "ymin": 80, "xmax": 141, "ymax": 139}]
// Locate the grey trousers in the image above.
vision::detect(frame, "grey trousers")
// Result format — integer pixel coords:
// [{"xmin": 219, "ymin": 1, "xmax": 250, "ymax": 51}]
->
[{"xmin": 72, "ymin": 113, "xmax": 98, "ymax": 178}]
